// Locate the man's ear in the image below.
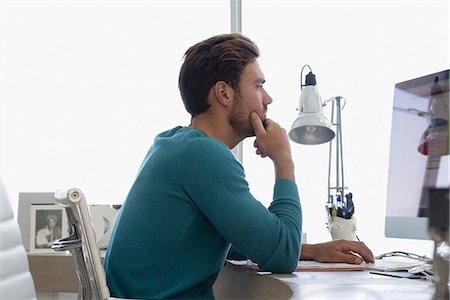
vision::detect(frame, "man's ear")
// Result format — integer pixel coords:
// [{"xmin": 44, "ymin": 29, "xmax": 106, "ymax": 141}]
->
[{"xmin": 214, "ymin": 81, "xmax": 233, "ymax": 107}]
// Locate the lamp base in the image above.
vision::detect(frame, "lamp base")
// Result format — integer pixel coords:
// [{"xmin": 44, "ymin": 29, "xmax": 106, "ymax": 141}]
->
[{"xmin": 327, "ymin": 216, "xmax": 358, "ymax": 241}]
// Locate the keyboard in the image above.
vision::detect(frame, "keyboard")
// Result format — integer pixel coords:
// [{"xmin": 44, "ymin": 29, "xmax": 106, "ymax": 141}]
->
[{"xmin": 365, "ymin": 259, "xmax": 425, "ymax": 272}]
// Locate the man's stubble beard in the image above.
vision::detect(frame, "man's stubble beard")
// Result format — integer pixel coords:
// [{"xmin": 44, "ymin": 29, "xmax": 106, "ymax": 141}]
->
[{"xmin": 228, "ymin": 93, "xmax": 255, "ymax": 139}]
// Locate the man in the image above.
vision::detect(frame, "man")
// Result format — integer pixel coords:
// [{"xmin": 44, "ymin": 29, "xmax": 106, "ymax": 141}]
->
[{"xmin": 104, "ymin": 33, "xmax": 374, "ymax": 299}]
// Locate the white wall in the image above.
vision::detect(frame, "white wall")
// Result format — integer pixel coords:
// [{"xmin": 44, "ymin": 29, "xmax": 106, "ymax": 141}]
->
[
  {"xmin": 1, "ymin": 0, "xmax": 228, "ymax": 210},
  {"xmin": 2, "ymin": 0, "xmax": 448, "ymax": 258},
  {"xmin": 241, "ymin": 1, "xmax": 448, "ymax": 256}
]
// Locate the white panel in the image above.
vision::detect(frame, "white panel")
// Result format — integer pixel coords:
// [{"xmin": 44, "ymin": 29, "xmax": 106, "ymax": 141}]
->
[{"xmin": 1, "ymin": 1, "xmax": 229, "ymax": 216}]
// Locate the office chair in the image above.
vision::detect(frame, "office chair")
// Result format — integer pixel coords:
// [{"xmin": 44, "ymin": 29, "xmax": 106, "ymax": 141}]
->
[
  {"xmin": 52, "ymin": 188, "xmax": 111, "ymax": 300},
  {"xmin": 0, "ymin": 176, "xmax": 36, "ymax": 300}
]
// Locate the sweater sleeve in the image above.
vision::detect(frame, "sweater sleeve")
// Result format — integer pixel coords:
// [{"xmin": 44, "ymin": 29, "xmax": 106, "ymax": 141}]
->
[{"xmin": 179, "ymin": 138, "xmax": 302, "ymax": 273}]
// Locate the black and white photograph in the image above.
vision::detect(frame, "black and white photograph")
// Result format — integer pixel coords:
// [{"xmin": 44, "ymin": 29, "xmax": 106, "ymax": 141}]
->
[{"xmin": 29, "ymin": 204, "xmax": 68, "ymax": 253}]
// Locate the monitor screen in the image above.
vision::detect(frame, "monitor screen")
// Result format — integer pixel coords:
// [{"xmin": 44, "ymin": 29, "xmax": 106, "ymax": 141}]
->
[{"xmin": 385, "ymin": 69, "xmax": 449, "ymax": 240}]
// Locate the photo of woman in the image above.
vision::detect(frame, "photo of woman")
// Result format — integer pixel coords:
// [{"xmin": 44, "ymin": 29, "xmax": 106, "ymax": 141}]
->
[{"xmin": 30, "ymin": 205, "xmax": 67, "ymax": 253}]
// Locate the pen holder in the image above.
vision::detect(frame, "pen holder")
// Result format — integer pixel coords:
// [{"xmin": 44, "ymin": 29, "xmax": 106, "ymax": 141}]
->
[{"xmin": 328, "ymin": 216, "xmax": 358, "ymax": 241}]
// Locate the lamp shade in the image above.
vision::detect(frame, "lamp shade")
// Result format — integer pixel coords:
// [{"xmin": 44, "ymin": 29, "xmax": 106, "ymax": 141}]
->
[
  {"xmin": 289, "ymin": 82, "xmax": 335, "ymax": 145},
  {"xmin": 289, "ymin": 112, "xmax": 335, "ymax": 144}
]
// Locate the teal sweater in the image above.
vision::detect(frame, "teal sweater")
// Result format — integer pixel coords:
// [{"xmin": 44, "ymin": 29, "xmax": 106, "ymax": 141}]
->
[{"xmin": 104, "ymin": 127, "xmax": 302, "ymax": 299}]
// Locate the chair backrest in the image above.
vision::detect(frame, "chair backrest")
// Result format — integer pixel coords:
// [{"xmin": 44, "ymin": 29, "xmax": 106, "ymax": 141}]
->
[
  {"xmin": 52, "ymin": 188, "xmax": 110, "ymax": 300},
  {"xmin": 0, "ymin": 176, "xmax": 36, "ymax": 300}
]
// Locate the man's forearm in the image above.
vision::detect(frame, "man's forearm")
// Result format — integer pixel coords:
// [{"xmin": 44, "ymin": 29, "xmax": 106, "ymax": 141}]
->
[{"xmin": 274, "ymin": 156, "xmax": 295, "ymax": 182}]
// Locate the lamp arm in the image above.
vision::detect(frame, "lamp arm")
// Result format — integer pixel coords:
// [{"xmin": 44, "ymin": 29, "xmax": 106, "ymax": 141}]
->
[
  {"xmin": 336, "ymin": 97, "xmax": 345, "ymax": 195},
  {"xmin": 327, "ymin": 100, "xmax": 335, "ymax": 203},
  {"xmin": 327, "ymin": 130, "xmax": 333, "ymax": 203},
  {"xmin": 326, "ymin": 96, "xmax": 346, "ymax": 196}
]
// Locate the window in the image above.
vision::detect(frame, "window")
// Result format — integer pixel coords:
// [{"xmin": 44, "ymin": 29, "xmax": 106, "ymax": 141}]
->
[
  {"xmin": 1, "ymin": 1, "xmax": 229, "ymax": 210},
  {"xmin": 242, "ymin": 1, "xmax": 448, "ymax": 254}
]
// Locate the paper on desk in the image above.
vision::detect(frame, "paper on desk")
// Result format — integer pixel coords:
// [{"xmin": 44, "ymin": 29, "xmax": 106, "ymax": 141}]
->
[
  {"xmin": 297, "ymin": 261, "xmax": 366, "ymax": 271},
  {"xmin": 298, "ymin": 259, "xmax": 428, "ymax": 272},
  {"xmin": 364, "ymin": 258, "xmax": 426, "ymax": 272},
  {"xmin": 226, "ymin": 260, "xmax": 365, "ymax": 272}
]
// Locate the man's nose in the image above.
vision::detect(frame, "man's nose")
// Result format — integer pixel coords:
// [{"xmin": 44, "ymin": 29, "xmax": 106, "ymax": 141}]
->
[{"xmin": 264, "ymin": 90, "xmax": 273, "ymax": 105}]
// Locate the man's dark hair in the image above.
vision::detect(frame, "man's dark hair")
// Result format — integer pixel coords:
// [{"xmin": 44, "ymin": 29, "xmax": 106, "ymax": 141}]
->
[{"xmin": 178, "ymin": 33, "xmax": 260, "ymax": 116}]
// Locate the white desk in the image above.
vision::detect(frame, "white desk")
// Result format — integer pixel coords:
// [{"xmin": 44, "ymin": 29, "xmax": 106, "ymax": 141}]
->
[
  {"xmin": 275, "ymin": 270, "xmax": 434, "ymax": 299},
  {"xmin": 29, "ymin": 253, "xmax": 436, "ymax": 299},
  {"xmin": 214, "ymin": 265, "xmax": 435, "ymax": 299}
]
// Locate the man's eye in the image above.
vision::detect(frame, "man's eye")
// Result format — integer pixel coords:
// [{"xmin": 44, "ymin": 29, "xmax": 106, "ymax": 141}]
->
[{"xmin": 257, "ymin": 80, "xmax": 266, "ymax": 88}]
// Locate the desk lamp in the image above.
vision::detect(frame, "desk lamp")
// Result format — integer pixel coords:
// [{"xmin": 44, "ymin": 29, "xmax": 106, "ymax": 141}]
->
[
  {"xmin": 289, "ymin": 65, "xmax": 357, "ymax": 241},
  {"xmin": 288, "ymin": 65, "xmax": 335, "ymax": 145}
]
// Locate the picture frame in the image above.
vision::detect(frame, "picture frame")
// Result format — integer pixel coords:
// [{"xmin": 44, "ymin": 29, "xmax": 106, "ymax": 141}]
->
[
  {"xmin": 29, "ymin": 204, "xmax": 69, "ymax": 254},
  {"xmin": 18, "ymin": 192, "xmax": 58, "ymax": 251}
]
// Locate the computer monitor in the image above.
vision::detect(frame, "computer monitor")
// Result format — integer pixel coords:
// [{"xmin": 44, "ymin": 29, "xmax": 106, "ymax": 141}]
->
[{"xmin": 384, "ymin": 69, "xmax": 449, "ymax": 240}]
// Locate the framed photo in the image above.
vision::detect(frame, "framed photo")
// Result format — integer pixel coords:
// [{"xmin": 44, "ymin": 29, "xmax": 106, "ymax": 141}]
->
[
  {"xmin": 29, "ymin": 204, "xmax": 69, "ymax": 254},
  {"xmin": 18, "ymin": 192, "xmax": 59, "ymax": 251}
]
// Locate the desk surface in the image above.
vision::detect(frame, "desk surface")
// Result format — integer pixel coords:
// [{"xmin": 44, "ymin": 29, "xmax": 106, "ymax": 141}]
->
[
  {"xmin": 215, "ymin": 264, "xmax": 434, "ymax": 300},
  {"xmin": 28, "ymin": 253, "xmax": 435, "ymax": 299},
  {"xmin": 273, "ymin": 270, "xmax": 434, "ymax": 300}
]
